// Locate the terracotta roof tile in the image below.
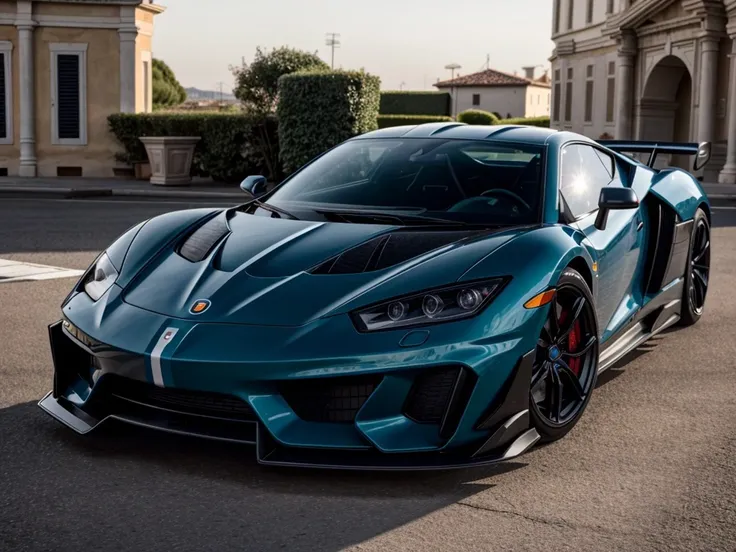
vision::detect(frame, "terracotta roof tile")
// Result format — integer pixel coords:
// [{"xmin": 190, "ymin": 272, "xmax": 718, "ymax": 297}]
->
[{"xmin": 434, "ymin": 68, "xmax": 551, "ymax": 89}]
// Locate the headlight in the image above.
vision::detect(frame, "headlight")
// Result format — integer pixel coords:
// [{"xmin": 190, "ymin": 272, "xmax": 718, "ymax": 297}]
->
[
  {"xmin": 351, "ymin": 278, "xmax": 508, "ymax": 332},
  {"xmin": 83, "ymin": 253, "xmax": 119, "ymax": 301}
]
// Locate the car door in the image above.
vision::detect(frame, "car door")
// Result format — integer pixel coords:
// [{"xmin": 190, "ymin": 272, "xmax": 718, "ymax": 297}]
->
[{"xmin": 559, "ymin": 143, "xmax": 647, "ymax": 341}]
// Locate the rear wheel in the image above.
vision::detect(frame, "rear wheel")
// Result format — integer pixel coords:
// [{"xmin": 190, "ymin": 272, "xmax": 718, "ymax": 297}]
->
[
  {"xmin": 679, "ymin": 208, "xmax": 710, "ymax": 326},
  {"xmin": 529, "ymin": 268, "xmax": 599, "ymax": 443}
]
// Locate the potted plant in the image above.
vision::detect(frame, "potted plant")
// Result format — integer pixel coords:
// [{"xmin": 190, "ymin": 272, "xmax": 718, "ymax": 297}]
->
[{"xmin": 139, "ymin": 136, "xmax": 201, "ymax": 186}]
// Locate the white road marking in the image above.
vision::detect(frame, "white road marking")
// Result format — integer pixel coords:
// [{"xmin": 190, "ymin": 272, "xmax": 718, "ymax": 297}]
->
[
  {"xmin": 0, "ymin": 259, "xmax": 84, "ymax": 283},
  {"xmin": 150, "ymin": 327, "xmax": 179, "ymax": 387}
]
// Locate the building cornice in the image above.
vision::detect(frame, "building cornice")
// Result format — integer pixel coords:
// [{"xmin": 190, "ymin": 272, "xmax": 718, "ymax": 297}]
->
[
  {"xmin": 603, "ymin": 0, "xmax": 675, "ymax": 35},
  {"xmin": 634, "ymin": 14, "xmax": 702, "ymax": 36},
  {"xmin": 33, "ymin": 0, "xmax": 145, "ymax": 4}
]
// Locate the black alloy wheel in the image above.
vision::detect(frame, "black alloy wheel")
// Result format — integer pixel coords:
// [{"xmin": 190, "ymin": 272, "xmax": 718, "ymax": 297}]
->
[
  {"xmin": 680, "ymin": 208, "xmax": 711, "ymax": 326},
  {"xmin": 529, "ymin": 268, "xmax": 599, "ymax": 442}
]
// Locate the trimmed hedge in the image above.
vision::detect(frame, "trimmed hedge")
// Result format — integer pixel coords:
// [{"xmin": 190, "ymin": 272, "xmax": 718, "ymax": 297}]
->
[
  {"xmin": 457, "ymin": 109, "xmax": 499, "ymax": 126},
  {"xmin": 278, "ymin": 69, "xmax": 380, "ymax": 174},
  {"xmin": 377, "ymin": 114, "xmax": 453, "ymax": 128},
  {"xmin": 496, "ymin": 116, "xmax": 550, "ymax": 128},
  {"xmin": 108, "ymin": 113, "xmax": 278, "ymax": 182},
  {"xmin": 379, "ymin": 91, "xmax": 451, "ymax": 116}
]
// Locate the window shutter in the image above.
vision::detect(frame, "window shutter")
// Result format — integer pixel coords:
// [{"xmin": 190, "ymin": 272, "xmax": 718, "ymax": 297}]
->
[
  {"xmin": 0, "ymin": 53, "xmax": 6, "ymax": 139},
  {"xmin": 57, "ymin": 54, "xmax": 80, "ymax": 140}
]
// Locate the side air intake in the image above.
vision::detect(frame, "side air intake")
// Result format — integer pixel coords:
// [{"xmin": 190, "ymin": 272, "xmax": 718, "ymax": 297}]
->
[
  {"xmin": 178, "ymin": 215, "xmax": 230, "ymax": 262},
  {"xmin": 310, "ymin": 230, "xmax": 485, "ymax": 274}
]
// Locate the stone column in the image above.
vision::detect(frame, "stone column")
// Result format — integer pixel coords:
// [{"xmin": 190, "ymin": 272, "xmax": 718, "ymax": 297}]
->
[
  {"xmin": 119, "ymin": 6, "xmax": 138, "ymax": 113},
  {"xmin": 718, "ymin": 38, "xmax": 736, "ymax": 183},
  {"xmin": 16, "ymin": 1, "xmax": 36, "ymax": 177},
  {"xmin": 118, "ymin": 28, "xmax": 137, "ymax": 113},
  {"xmin": 697, "ymin": 34, "xmax": 720, "ymax": 146},
  {"xmin": 614, "ymin": 30, "xmax": 637, "ymax": 140}
]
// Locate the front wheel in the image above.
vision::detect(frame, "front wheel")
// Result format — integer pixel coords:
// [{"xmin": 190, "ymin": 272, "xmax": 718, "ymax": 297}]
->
[{"xmin": 529, "ymin": 268, "xmax": 599, "ymax": 443}]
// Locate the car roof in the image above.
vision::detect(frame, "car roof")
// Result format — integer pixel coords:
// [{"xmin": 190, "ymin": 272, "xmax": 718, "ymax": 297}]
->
[{"xmin": 353, "ymin": 123, "xmax": 596, "ymax": 149}]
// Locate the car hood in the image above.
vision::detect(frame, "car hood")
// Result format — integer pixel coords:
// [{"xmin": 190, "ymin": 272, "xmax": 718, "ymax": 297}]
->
[{"xmin": 122, "ymin": 209, "xmax": 531, "ymax": 326}]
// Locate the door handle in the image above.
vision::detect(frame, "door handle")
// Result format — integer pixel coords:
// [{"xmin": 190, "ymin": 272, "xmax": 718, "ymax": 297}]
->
[{"xmin": 637, "ymin": 221, "xmax": 644, "ymax": 232}]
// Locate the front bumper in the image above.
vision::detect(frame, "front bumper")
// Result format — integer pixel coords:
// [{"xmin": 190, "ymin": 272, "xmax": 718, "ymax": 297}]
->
[{"xmin": 39, "ymin": 309, "xmax": 541, "ymax": 470}]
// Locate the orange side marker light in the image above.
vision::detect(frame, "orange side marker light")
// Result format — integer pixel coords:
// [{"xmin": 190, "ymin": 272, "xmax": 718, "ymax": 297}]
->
[{"xmin": 524, "ymin": 289, "xmax": 556, "ymax": 309}]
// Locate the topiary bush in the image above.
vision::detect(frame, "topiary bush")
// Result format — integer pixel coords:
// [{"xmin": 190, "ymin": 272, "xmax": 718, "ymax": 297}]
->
[
  {"xmin": 277, "ymin": 69, "xmax": 380, "ymax": 174},
  {"xmin": 108, "ymin": 113, "xmax": 278, "ymax": 182},
  {"xmin": 377, "ymin": 114, "xmax": 454, "ymax": 128},
  {"xmin": 457, "ymin": 109, "xmax": 499, "ymax": 126},
  {"xmin": 379, "ymin": 91, "xmax": 451, "ymax": 116},
  {"xmin": 495, "ymin": 116, "xmax": 551, "ymax": 128}
]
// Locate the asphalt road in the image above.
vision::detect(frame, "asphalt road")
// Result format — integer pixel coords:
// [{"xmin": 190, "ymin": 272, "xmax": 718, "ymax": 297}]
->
[{"xmin": 1, "ymin": 197, "xmax": 735, "ymax": 552}]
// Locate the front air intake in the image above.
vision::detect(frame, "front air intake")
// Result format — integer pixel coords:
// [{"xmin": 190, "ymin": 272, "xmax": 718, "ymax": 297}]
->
[
  {"xmin": 403, "ymin": 366, "xmax": 477, "ymax": 439},
  {"xmin": 279, "ymin": 374, "xmax": 383, "ymax": 423}
]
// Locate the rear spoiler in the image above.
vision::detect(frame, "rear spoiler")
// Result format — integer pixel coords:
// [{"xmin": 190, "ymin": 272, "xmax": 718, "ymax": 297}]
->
[{"xmin": 597, "ymin": 140, "xmax": 712, "ymax": 171}]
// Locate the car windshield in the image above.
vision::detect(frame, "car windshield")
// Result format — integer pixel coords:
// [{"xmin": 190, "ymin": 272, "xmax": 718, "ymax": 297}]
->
[{"xmin": 265, "ymin": 138, "xmax": 545, "ymax": 226}]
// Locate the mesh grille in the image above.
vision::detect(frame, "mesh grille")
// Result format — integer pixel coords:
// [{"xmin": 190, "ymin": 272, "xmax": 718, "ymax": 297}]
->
[
  {"xmin": 279, "ymin": 374, "xmax": 383, "ymax": 423},
  {"xmin": 101, "ymin": 376, "xmax": 256, "ymax": 421},
  {"xmin": 179, "ymin": 216, "xmax": 230, "ymax": 262},
  {"xmin": 403, "ymin": 367, "xmax": 461, "ymax": 424}
]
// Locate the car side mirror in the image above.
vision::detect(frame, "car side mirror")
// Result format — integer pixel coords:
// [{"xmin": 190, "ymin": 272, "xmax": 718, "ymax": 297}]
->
[
  {"xmin": 693, "ymin": 142, "xmax": 711, "ymax": 172},
  {"xmin": 240, "ymin": 175, "xmax": 268, "ymax": 197},
  {"xmin": 594, "ymin": 187, "xmax": 639, "ymax": 231}
]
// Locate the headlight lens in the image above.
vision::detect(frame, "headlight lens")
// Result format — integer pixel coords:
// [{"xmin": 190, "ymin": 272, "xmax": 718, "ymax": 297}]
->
[
  {"xmin": 351, "ymin": 278, "xmax": 508, "ymax": 332},
  {"xmin": 83, "ymin": 253, "xmax": 119, "ymax": 301}
]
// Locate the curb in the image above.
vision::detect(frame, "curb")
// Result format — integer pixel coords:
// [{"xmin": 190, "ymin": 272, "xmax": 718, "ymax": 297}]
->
[{"xmin": 0, "ymin": 186, "xmax": 242, "ymax": 201}]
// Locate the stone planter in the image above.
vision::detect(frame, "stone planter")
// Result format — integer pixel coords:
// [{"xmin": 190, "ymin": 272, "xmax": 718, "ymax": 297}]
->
[{"xmin": 139, "ymin": 136, "xmax": 201, "ymax": 186}]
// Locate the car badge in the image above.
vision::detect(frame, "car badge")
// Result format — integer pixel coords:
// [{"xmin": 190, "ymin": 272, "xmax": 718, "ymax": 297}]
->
[{"xmin": 190, "ymin": 299, "xmax": 211, "ymax": 314}]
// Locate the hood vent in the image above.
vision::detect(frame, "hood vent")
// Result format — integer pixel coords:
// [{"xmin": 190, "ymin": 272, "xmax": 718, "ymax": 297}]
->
[
  {"xmin": 178, "ymin": 215, "xmax": 230, "ymax": 263},
  {"xmin": 310, "ymin": 230, "xmax": 485, "ymax": 275}
]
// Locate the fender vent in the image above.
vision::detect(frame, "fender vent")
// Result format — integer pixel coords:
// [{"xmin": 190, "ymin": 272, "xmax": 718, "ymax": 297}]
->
[
  {"xmin": 178, "ymin": 215, "xmax": 230, "ymax": 262},
  {"xmin": 311, "ymin": 230, "xmax": 484, "ymax": 274}
]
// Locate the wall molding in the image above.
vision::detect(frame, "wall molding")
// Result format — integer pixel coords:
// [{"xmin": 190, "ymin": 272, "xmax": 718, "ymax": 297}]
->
[{"xmin": 0, "ymin": 41, "xmax": 13, "ymax": 146}]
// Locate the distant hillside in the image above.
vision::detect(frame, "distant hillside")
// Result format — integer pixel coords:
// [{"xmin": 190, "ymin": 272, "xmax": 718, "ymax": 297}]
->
[{"xmin": 185, "ymin": 87, "xmax": 236, "ymax": 101}]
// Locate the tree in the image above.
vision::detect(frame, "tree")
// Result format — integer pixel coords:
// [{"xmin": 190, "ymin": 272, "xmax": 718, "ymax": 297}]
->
[
  {"xmin": 231, "ymin": 47, "xmax": 329, "ymax": 179},
  {"xmin": 232, "ymin": 46, "xmax": 329, "ymax": 114},
  {"xmin": 152, "ymin": 58, "xmax": 186, "ymax": 109}
]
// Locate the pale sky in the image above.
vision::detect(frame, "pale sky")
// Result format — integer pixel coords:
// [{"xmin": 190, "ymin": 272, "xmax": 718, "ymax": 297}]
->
[{"xmin": 152, "ymin": 0, "xmax": 555, "ymax": 93}]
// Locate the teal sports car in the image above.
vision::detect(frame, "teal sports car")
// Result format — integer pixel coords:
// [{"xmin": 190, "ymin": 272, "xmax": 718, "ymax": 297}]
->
[{"xmin": 39, "ymin": 123, "xmax": 713, "ymax": 470}]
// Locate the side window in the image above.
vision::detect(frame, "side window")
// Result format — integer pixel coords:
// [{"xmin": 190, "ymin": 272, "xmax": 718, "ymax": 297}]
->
[{"xmin": 560, "ymin": 144, "xmax": 614, "ymax": 218}]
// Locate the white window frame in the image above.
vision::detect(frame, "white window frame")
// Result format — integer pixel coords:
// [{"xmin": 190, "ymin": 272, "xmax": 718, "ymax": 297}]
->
[
  {"xmin": 0, "ymin": 41, "xmax": 13, "ymax": 145},
  {"xmin": 141, "ymin": 50, "xmax": 152, "ymax": 113},
  {"xmin": 50, "ymin": 42, "xmax": 88, "ymax": 146}
]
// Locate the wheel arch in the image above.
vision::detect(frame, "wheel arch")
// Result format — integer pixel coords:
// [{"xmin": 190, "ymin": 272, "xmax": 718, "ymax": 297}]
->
[
  {"xmin": 698, "ymin": 200, "xmax": 711, "ymax": 223},
  {"xmin": 565, "ymin": 256, "xmax": 593, "ymax": 292}
]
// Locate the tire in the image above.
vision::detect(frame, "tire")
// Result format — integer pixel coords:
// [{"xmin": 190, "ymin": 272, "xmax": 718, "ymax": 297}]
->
[
  {"xmin": 679, "ymin": 207, "xmax": 711, "ymax": 327},
  {"xmin": 529, "ymin": 268, "xmax": 599, "ymax": 443}
]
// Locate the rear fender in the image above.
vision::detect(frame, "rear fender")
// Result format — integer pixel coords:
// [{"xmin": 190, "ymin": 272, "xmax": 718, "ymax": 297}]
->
[{"xmin": 649, "ymin": 169, "xmax": 709, "ymax": 222}]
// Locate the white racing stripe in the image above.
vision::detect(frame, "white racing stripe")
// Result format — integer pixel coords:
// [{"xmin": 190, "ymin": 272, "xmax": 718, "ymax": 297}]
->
[
  {"xmin": 0, "ymin": 258, "xmax": 84, "ymax": 283},
  {"xmin": 150, "ymin": 327, "xmax": 179, "ymax": 387}
]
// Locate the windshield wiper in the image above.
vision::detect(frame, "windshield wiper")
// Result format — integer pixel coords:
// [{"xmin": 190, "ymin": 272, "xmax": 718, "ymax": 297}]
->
[
  {"xmin": 248, "ymin": 198, "xmax": 300, "ymax": 220},
  {"xmin": 315, "ymin": 208, "xmax": 469, "ymax": 226}
]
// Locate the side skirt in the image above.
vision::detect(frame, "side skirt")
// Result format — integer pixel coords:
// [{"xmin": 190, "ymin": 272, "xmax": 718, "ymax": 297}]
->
[{"xmin": 597, "ymin": 281, "xmax": 683, "ymax": 374}]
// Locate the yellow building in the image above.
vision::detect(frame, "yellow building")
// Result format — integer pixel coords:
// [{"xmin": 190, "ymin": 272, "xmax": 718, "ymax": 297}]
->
[{"xmin": 0, "ymin": 0, "xmax": 164, "ymax": 177}]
